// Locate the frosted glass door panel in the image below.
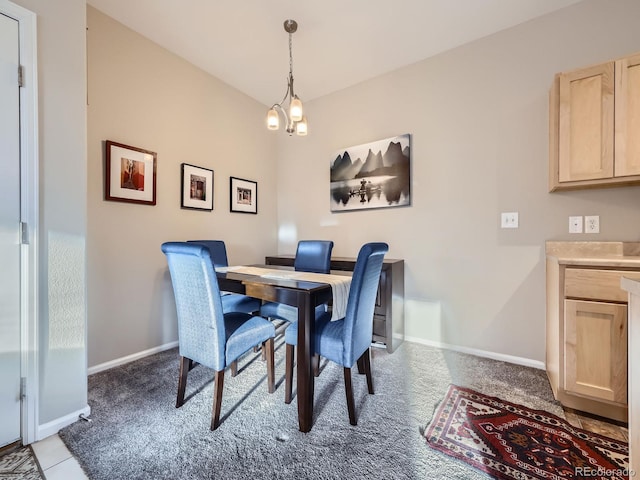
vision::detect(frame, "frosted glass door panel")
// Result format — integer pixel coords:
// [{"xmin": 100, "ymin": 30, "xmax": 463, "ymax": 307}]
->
[{"xmin": 0, "ymin": 12, "xmax": 21, "ymax": 447}]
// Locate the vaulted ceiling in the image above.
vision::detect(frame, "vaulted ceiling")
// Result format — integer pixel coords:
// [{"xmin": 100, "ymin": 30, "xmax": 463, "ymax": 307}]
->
[{"xmin": 87, "ymin": 0, "xmax": 582, "ymax": 106}]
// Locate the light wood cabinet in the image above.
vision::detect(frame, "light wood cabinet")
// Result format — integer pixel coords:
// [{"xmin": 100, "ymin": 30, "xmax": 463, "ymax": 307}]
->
[
  {"xmin": 546, "ymin": 255, "xmax": 640, "ymax": 422},
  {"xmin": 564, "ymin": 299, "xmax": 627, "ymax": 404},
  {"xmin": 615, "ymin": 53, "xmax": 640, "ymax": 177},
  {"xmin": 549, "ymin": 52, "xmax": 640, "ymax": 191}
]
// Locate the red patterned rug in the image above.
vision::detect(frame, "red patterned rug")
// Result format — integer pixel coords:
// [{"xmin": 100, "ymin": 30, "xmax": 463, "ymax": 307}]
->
[{"xmin": 424, "ymin": 385, "xmax": 630, "ymax": 479}]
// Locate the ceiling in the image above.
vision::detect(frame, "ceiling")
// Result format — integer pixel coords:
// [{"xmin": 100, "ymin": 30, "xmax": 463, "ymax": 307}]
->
[{"xmin": 87, "ymin": 0, "xmax": 582, "ymax": 106}]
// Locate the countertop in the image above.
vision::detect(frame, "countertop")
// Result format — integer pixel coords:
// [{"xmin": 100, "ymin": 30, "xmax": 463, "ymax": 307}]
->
[{"xmin": 546, "ymin": 241, "xmax": 640, "ymax": 268}]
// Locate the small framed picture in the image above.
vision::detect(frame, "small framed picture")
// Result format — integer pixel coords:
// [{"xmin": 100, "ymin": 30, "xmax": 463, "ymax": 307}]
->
[
  {"xmin": 181, "ymin": 163, "xmax": 213, "ymax": 211},
  {"xmin": 105, "ymin": 140, "xmax": 157, "ymax": 205},
  {"xmin": 229, "ymin": 176, "xmax": 257, "ymax": 214}
]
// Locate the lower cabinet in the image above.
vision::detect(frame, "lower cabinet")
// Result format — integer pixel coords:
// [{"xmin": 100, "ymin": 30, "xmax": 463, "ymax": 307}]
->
[
  {"xmin": 546, "ymin": 259, "xmax": 640, "ymax": 422},
  {"xmin": 563, "ymin": 299, "xmax": 627, "ymax": 405}
]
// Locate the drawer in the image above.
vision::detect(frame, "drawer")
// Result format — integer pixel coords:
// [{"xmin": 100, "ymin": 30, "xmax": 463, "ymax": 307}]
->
[{"xmin": 565, "ymin": 268, "xmax": 640, "ymax": 302}]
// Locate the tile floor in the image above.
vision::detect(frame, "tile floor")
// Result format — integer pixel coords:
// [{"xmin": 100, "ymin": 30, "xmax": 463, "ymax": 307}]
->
[
  {"xmin": 30, "ymin": 434, "xmax": 87, "ymax": 480},
  {"xmin": 563, "ymin": 408, "xmax": 629, "ymax": 442}
]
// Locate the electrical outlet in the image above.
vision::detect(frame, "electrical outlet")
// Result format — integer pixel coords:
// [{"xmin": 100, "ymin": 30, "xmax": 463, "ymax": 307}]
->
[
  {"xmin": 569, "ymin": 216, "xmax": 583, "ymax": 234},
  {"xmin": 585, "ymin": 215, "xmax": 600, "ymax": 234},
  {"xmin": 501, "ymin": 212, "xmax": 519, "ymax": 229}
]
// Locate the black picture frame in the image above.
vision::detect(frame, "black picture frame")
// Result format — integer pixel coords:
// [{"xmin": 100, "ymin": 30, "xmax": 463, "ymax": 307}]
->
[
  {"xmin": 181, "ymin": 163, "xmax": 214, "ymax": 211},
  {"xmin": 229, "ymin": 176, "xmax": 257, "ymax": 214}
]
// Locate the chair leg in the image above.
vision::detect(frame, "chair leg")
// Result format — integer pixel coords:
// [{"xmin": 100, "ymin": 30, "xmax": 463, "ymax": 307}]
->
[
  {"xmin": 360, "ymin": 348, "xmax": 374, "ymax": 394},
  {"xmin": 343, "ymin": 367, "xmax": 357, "ymax": 426},
  {"xmin": 284, "ymin": 344, "xmax": 295, "ymax": 404},
  {"xmin": 230, "ymin": 360, "xmax": 238, "ymax": 377},
  {"xmin": 265, "ymin": 338, "xmax": 275, "ymax": 393},
  {"xmin": 176, "ymin": 356, "xmax": 190, "ymax": 408},
  {"xmin": 313, "ymin": 354, "xmax": 320, "ymax": 377},
  {"xmin": 356, "ymin": 356, "xmax": 365, "ymax": 374},
  {"xmin": 210, "ymin": 370, "xmax": 225, "ymax": 430}
]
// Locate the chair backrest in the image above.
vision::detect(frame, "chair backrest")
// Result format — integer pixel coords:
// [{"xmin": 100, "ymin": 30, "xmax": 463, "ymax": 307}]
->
[
  {"xmin": 341, "ymin": 242, "xmax": 388, "ymax": 366},
  {"xmin": 162, "ymin": 242, "xmax": 226, "ymax": 371},
  {"xmin": 294, "ymin": 240, "xmax": 334, "ymax": 273},
  {"xmin": 186, "ymin": 240, "xmax": 229, "ymax": 267}
]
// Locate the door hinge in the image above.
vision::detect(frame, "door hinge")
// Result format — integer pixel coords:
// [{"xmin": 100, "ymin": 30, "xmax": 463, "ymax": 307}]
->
[
  {"xmin": 20, "ymin": 222, "xmax": 29, "ymax": 245},
  {"xmin": 20, "ymin": 377, "xmax": 27, "ymax": 400},
  {"xmin": 18, "ymin": 65, "xmax": 24, "ymax": 87}
]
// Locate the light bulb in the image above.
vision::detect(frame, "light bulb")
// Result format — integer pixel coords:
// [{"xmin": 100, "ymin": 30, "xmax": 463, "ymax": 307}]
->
[
  {"xmin": 296, "ymin": 116, "xmax": 308, "ymax": 136},
  {"xmin": 289, "ymin": 96, "xmax": 303, "ymax": 122},
  {"xmin": 267, "ymin": 108, "xmax": 279, "ymax": 130}
]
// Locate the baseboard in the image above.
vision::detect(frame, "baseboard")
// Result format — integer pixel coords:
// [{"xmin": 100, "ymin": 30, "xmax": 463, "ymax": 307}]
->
[
  {"xmin": 37, "ymin": 405, "xmax": 91, "ymax": 441},
  {"xmin": 88, "ymin": 341, "xmax": 179, "ymax": 375},
  {"xmin": 403, "ymin": 335, "xmax": 545, "ymax": 370}
]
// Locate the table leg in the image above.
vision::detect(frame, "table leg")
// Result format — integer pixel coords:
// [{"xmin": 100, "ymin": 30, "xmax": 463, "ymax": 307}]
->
[{"xmin": 296, "ymin": 292, "xmax": 314, "ymax": 432}]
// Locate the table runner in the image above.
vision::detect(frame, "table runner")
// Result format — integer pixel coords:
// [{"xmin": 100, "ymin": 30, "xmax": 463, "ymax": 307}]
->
[{"xmin": 217, "ymin": 266, "xmax": 351, "ymax": 320}]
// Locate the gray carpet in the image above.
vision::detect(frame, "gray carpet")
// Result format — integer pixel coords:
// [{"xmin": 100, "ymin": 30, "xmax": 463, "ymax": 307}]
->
[{"xmin": 59, "ymin": 338, "xmax": 564, "ymax": 479}]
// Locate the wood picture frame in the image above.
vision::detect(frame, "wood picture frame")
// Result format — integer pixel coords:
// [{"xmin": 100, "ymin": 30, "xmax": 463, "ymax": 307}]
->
[
  {"xmin": 181, "ymin": 163, "xmax": 213, "ymax": 211},
  {"xmin": 229, "ymin": 176, "xmax": 257, "ymax": 214},
  {"xmin": 105, "ymin": 140, "xmax": 157, "ymax": 205}
]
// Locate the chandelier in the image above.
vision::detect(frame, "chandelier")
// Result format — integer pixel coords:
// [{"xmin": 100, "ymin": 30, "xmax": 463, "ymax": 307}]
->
[{"xmin": 266, "ymin": 19, "xmax": 308, "ymax": 136}]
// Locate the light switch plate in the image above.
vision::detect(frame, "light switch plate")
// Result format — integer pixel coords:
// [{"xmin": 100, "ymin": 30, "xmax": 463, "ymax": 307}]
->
[
  {"xmin": 501, "ymin": 212, "xmax": 519, "ymax": 229},
  {"xmin": 569, "ymin": 216, "xmax": 583, "ymax": 234}
]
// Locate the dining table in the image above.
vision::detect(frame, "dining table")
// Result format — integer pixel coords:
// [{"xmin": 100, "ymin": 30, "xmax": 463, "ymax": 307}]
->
[{"xmin": 215, "ymin": 264, "xmax": 351, "ymax": 432}]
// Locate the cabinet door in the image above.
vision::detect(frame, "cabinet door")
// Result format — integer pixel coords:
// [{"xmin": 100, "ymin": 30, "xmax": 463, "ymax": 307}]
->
[
  {"xmin": 615, "ymin": 53, "xmax": 640, "ymax": 177},
  {"xmin": 558, "ymin": 62, "xmax": 614, "ymax": 182},
  {"xmin": 564, "ymin": 299, "xmax": 627, "ymax": 404}
]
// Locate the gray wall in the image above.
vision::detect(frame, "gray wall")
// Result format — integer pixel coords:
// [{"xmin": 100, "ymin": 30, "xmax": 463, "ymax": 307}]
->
[
  {"xmin": 86, "ymin": 7, "xmax": 279, "ymax": 368},
  {"xmin": 86, "ymin": 0, "xmax": 640, "ymax": 370},
  {"xmin": 275, "ymin": 0, "xmax": 640, "ymax": 363},
  {"xmin": 11, "ymin": 0, "xmax": 88, "ymax": 425}
]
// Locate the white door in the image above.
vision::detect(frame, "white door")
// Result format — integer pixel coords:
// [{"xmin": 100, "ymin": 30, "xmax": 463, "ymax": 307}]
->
[{"xmin": 0, "ymin": 11, "xmax": 21, "ymax": 447}]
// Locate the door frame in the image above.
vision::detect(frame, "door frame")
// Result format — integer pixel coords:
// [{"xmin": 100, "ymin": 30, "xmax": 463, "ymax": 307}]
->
[{"xmin": 1, "ymin": 0, "xmax": 39, "ymax": 445}]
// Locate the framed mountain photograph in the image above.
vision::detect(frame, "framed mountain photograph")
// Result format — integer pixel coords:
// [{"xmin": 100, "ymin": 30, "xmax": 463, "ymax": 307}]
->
[{"xmin": 330, "ymin": 134, "xmax": 411, "ymax": 212}]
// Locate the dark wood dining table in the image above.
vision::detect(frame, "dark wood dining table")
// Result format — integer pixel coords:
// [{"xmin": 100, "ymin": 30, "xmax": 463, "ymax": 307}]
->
[{"xmin": 215, "ymin": 265, "xmax": 341, "ymax": 432}]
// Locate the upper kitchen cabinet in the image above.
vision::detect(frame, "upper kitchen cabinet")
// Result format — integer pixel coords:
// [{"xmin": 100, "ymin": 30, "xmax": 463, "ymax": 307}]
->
[{"xmin": 549, "ymin": 52, "xmax": 640, "ymax": 192}]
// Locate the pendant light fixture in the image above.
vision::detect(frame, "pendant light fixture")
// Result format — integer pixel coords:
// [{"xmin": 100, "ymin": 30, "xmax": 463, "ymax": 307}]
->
[{"xmin": 266, "ymin": 19, "xmax": 308, "ymax": 136}]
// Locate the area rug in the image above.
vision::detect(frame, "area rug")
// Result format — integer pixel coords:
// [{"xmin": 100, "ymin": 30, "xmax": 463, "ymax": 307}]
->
[
  {"xmin": 424, "ymin": 385, "xmax": 630, "ymax": 480},
  {"xmin": 0, "ymin": 446, "xmax": 45, "ymax": 480}
]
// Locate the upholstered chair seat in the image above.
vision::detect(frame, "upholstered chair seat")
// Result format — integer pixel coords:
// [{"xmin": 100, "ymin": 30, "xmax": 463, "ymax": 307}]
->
[
  {"xmin": 283, "ymin": 242, "xmax": 388, "ymax": 425},
  {"xmin": 259, "ymin": 240, "xmax": 334, "ymax": 325},
  {"xmin": 187, "ymin": 240, "xmax": 261, "ymax": 315},
  {"xmin": 161, "ymin": 242, "xmax": 275, "ymax": 430}
]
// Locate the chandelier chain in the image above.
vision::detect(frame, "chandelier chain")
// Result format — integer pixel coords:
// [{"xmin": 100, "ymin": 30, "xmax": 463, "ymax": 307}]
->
[{"xmin": 289, "ymin": 31, "xmax": 293, "ymax": 77}]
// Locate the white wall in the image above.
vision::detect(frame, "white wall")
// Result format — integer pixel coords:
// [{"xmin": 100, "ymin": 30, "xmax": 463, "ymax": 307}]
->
[
  {"xmin": 275, "ymin": 0, "xmax": 640, "ymax": 363},
  {"xmin": 86, "ymin": 7, "xmax": 278, "ymax": 368},
  {"xmin": 10, "ymin": 0, "xmax": 88, "ymax": 428}
]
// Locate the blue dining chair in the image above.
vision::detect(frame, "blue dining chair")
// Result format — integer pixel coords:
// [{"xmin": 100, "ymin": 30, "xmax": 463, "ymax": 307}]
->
[
  {"xmin": 283, "ymin": 242, "xmax": 388, "ymax": 425},
  {"xmin": 187, "ymin": 240, "xmax": 261, "ymax": 315},
  {"xmin": 260, "ymin": 240, "xmax": 333, "ymax": 374},
  {"xmin": 259, "ymin": 240, "xmax": 334, "ymax": 325},
  {"xmin": 161, "ymin": 242, "xmax": 276, "ymax": 430}
]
